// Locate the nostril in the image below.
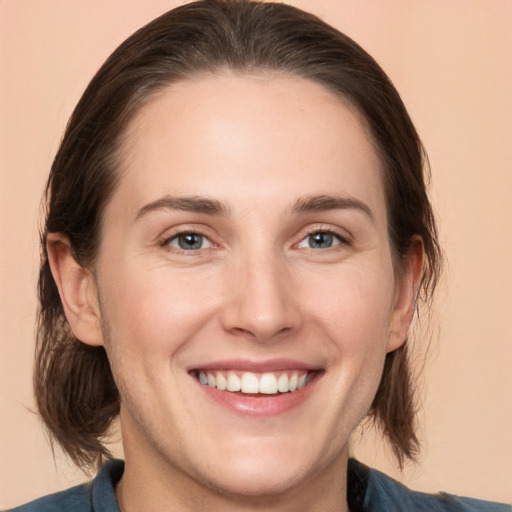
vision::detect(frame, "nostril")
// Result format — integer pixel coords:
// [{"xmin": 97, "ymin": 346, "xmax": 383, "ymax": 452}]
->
[
  {"xmin": 219, "ymin": 271, "xmax": 303, "ymax": 342},
  {"xmin": 225, "ymin": 324, "xmax": 295, "ymax": 342}
]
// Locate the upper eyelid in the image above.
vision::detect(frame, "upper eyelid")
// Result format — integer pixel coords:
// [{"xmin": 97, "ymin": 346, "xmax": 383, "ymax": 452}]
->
[
  {"xmin": 295, "ymin": 231, "xmax": 350, "ymax": 250},
  {"xmin": 165, "ymin": 231, "xmax": 210, "ymax": 241},
  {"xmin": 167, "ymin": 231, "xmax": 213, "ymax": 250},
  {"xmin": 161, "ymin": 232, "xmax": 214, "ymax": 249},
  {"xmin": 160, "ymin": 232, "xmax": 217, "ymax": 256},
  {"xmin": 295, "ymin": 224, "xmax": 353, "ymax": 243},
  {"xmin": 156, "ymin": 223, "xmax": 353, "ymax": 246},
  {"xmin": 159, "ymin": 224, "xmax": 216, "ymax": 242}
]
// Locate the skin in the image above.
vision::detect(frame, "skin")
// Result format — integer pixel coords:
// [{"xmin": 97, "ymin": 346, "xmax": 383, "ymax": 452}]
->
[{"xmin": 48, "ymin": 73, "xmax": 422, "ymax": 511}]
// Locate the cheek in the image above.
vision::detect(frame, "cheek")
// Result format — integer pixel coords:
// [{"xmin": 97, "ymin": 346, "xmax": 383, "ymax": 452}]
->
[
  {"xmin": 305, "ymin": 262, "xmax": 395, "ymax": 347},
  {"xmin": 97, "ymin": 267, "xmax": 217, "ymax": 419},
  {"xmin": 99, "ymin": 263, "xmax": 220, "ymax": 359},
  {"xmin": 304, "ymin": 262, "xmax": 395, "ymax": 406}
]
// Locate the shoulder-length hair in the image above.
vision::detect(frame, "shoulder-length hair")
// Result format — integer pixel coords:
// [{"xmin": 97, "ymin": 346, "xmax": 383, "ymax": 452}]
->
[{"xmin": 35, "ymin": 0, "xmax": 441, "ymax": 471}]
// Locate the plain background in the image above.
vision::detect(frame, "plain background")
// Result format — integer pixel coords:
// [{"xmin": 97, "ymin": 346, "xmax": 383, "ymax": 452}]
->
[{"xmin": 1, "ymin": 0, "xmax": 511, "ymax": 508}]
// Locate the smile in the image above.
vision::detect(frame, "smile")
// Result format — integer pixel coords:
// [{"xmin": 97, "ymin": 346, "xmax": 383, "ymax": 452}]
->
[
  {"xmin": 194, "ymin": 370, "xmax": 316, "ymax": 394},
  {"xmin": 189, "ymin": 363, "xmax": 323, "ymax": 416}
]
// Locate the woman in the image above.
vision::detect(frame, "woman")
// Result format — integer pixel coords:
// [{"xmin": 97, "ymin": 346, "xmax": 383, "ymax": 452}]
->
[{"xmin": 6, "ymin": 1, "xmax": 508, "ymax": 510}]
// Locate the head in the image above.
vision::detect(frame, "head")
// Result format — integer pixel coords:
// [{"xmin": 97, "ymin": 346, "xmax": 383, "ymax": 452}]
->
[{"xmin": 36, "ymin": 0, "xmax": 441, "ymax": 488}]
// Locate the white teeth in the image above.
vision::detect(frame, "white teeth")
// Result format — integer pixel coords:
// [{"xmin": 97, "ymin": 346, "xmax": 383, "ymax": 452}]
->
[
  {"xmin": 216, "ymin": 371, "xmax": 227, "ymax": 390},
  {"xmin": 241, "ymin": 372, "xmax": 259, "ymax": 393},
  {"xmin": 277, "ymin": 373, "xmax": 289, "ymax": 392},
  {"xmin": 197, "ymin": 369, "xmax": 314, "ymax": 394},
  {"xmin": 259, "ymin": 373, "xmax": 278, "ymax": 394},
  {"xmin": 289, "ymin": 372, "xmax": 298, "ymax": 391},
  {"xmin": 227, "ymin": 372, "xmax": 241, "ymax": 392}
]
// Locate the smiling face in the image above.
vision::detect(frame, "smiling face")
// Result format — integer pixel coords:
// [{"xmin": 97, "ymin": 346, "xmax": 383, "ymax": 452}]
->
[{"xmin": 54, "ymin": 73, "xmax": 419, "ymax": 508}]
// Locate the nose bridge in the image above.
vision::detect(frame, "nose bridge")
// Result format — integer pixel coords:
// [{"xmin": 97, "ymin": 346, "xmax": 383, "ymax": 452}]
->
[{"xmin": 221, "ymin": 243, "xmax": 300, "ymax": 341}]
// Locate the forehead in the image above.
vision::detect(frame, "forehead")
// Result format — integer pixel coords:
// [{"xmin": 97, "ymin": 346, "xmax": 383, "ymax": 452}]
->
[{"xmin": 108, "ymin": 73, "xmax": 386, "ymax": 223}]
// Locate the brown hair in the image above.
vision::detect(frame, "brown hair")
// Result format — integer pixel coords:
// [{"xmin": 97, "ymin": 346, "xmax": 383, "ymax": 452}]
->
[{"xmin": 35, "ymin": 0, "xmax": 441, "ymax": 471}]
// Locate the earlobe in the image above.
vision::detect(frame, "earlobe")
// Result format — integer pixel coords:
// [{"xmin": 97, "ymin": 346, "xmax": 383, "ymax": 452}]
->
[
  {"xmin": 386, "ymin": 237, "xmax": 424, "ymax": 353},
  {"xmin": 46, "ymin": 233, "xmax": 104, "ymax": 347}
]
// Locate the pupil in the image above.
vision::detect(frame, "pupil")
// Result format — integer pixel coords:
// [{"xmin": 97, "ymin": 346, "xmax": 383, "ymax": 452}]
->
[
  {"xmin": 310, "ymin": 232, "xmax": 332, "ymax": 248},
  {"xmin": 178, "ymin": 233, "xmax": 202, "ymax": 250}
]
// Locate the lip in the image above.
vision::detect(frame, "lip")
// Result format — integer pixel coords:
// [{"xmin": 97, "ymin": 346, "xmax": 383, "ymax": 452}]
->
[
  {"xmin": 187, "ymin": 358, "xmax": 319, "ymax": 373},
  {"xmin": 189, "ymin": 359, "xmax": 323, "ymax": 418}
]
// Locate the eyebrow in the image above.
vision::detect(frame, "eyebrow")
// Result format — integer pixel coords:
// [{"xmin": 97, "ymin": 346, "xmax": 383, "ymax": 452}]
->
[
  {"xmin": 293, "ymin": 194, "xmax": 374, "ymax": 222},
  {"xmin": 135, "ymin": 193, "xmax": 374, "ymax": 222},
  {"xmin": 135, "ymin": 195, "xmax": 230, "ymax": 219}
]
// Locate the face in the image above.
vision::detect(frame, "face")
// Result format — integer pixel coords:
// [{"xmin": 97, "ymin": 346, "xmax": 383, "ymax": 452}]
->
[{"xmin": 75, "ymin": 74, "xmax": 417, "ymax": 500}]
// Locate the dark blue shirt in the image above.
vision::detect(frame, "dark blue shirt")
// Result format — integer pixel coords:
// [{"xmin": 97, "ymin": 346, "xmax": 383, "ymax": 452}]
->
[{"xmin": 6, "ymin": 458, "xmax": 510, "ymax": 511}]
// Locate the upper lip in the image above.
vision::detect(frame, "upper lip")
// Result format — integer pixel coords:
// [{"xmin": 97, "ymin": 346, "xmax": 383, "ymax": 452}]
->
[{"xmin": 188, "ymin": 358, "xmax": 320, "ymax": 373}]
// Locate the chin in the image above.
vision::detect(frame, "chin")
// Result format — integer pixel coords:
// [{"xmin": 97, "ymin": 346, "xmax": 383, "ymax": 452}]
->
[
  {"xmin": 200, "ymin": 459, "xmax": 308, "ymax": 499},
  {"xmin": 185, "ymin": 436, "xmax": 333, "ymax": 500}
]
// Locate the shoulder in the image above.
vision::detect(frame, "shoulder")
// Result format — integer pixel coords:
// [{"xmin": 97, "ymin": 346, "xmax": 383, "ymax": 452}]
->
[
  {"xmin": 4, "ymin": 459, "xmax": 124, "ymax": 512},
  {"xmin": 4, "ymin": 484, "xmax": 92, "ymax": 512},
  {"xmin": 355, "ymin": 460, "xmax": 510, "ymax": 512}
]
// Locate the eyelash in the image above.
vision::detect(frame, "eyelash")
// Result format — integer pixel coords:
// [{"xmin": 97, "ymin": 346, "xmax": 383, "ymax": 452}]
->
[
  {"xmin": 159, "ymin": 229, "xmax": 214, "ymax": 254},
  {"xmin": 296, "ymin": 228, "xmax": 350, "ymax": 250},
  {"xmin": 160, "ymin": 225, "xmax": 351, "ymax": 255}
]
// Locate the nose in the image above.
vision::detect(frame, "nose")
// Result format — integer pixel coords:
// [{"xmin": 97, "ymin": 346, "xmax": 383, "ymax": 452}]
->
[{"xmin": 220, "ymin": 251, "xmax": 302, "ymax": 343}]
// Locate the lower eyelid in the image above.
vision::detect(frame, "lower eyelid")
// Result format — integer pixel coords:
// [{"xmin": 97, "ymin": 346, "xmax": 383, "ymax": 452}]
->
[{"xmin": 159, "ymin": 228, "xmax": 350, "ymax": 252}]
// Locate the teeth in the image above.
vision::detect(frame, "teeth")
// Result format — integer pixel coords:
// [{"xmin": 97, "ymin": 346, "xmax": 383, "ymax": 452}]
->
[
  {"xmin": 227, "ymin": 372, "xmax": 241, "ymax": 392},
  {"xmin": 259, "ymin": 373, "xmax": 278, "ymax": 394},
  {"xmin": 216, "ymin": 371, "xmax": 227, "ymax": 391},
  {"xmin": 197, "ymin": 370, "xmax": 313, "ymax": 394},
  {"xmin": 289, "ymin": 372, "xmax": 298, "ymax": 391},
  {"xmin": 207, "ymin": 373, "xmax": 216, "ymax": 387},
  {"xmin": 241, "ymin": 372, "xmax": 259, "ymax": 393},
  {"xmin": 277, "ymin": 373, "xmax": 289, "ymax": 392}
]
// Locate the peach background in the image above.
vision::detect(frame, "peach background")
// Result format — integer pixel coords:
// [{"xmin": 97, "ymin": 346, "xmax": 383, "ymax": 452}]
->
[{"xmin": 1, "ymin": 0, "xmax": 511, "ymax": 508}]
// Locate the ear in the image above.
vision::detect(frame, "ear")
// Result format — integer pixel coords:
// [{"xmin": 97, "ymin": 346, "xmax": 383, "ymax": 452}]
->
[
  {"xmin": 386, "ymin": 236, "xmax": 424, "ymax": 353},
  {"xmin": 46, "ymin": 233, "xmax": 104, "ymax": 347}
]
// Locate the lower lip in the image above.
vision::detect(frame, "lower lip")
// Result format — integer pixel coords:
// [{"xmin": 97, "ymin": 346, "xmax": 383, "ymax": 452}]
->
[{"xmin": 193, "ymin": 373, "xmax": 322, "ymax": 417}]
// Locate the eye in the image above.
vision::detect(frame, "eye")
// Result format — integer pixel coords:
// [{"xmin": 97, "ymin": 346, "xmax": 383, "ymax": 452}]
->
[
  {"xmin": 297, "ymin": 231, "xmax": 343, "ymax": 249},
  {"xmin": 166, "ymin": 232, "xmax": 213, "ymax": 251}
]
